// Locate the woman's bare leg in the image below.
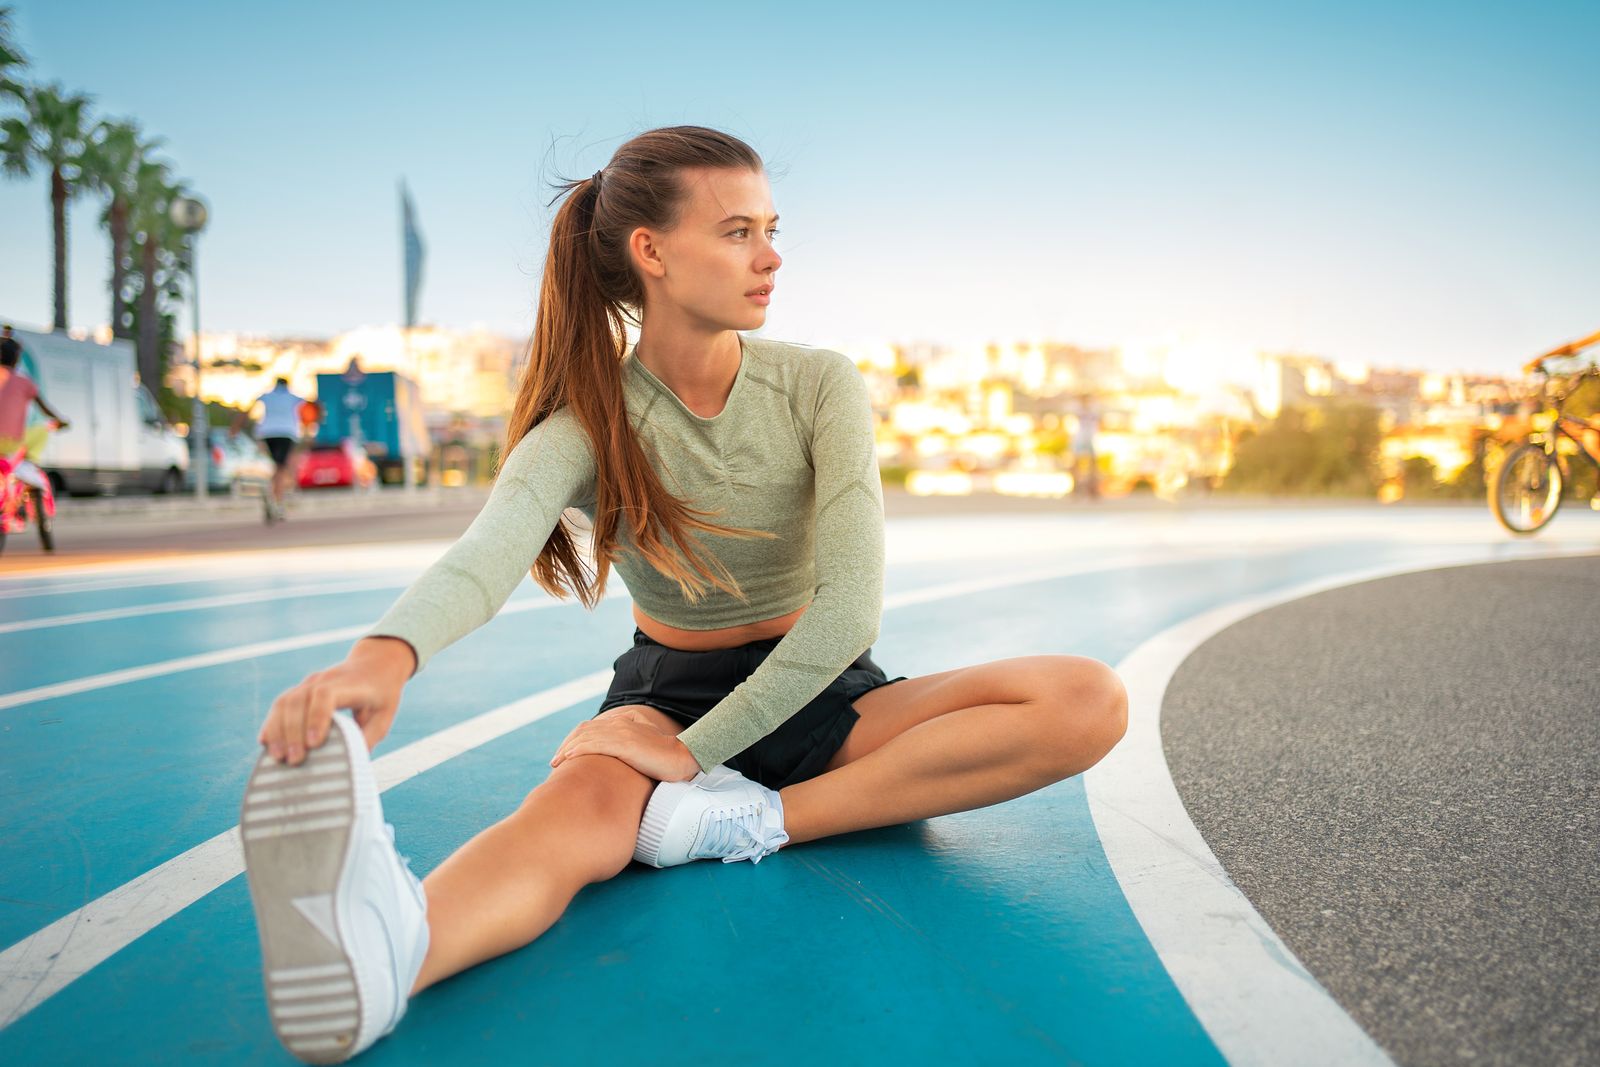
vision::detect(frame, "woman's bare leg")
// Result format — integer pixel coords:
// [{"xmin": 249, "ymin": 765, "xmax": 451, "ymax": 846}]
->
[
  {"xmin": 779, "ymin": 658, "xmax": 1128, "ymax": 845},
  {"xmin": 408, "ymin": 706, "xmax": 684, "ymax": 995}
]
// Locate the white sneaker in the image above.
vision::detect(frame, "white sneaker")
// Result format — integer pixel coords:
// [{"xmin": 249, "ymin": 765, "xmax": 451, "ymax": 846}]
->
[
  {"xmin": 240, "ymin": 712, "xmax": 430, "ymax": 1064},
  {"xmin": 633, "ymin": 764, "xmax": 791, "ymax": 868}
]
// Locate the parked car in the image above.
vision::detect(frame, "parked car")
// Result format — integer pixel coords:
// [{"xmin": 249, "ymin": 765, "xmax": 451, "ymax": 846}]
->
[
  {"xmin": 297, "ymin": 439, "xmax": 378, "ymax": 490},
  {"xmin": 185, "ymin": 430, "xmax": 274, "ymax": 495}
]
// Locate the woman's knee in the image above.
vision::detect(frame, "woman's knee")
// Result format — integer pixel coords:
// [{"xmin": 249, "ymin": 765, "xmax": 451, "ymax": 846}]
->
[
  {"xmin": 519, "ymin": 753, "xmax": 656, "ymax": 878},
  {"xmin": 1035, "ymin": 657, "xmax": 1129, "ymax": 774},
  {"xmin": 527, "ymin": 752, "xmax": 656, "ymax": 822}
]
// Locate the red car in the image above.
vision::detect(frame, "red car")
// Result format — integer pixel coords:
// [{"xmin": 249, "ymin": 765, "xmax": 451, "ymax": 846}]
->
[{"xmin": 297, "ymin": 439, "xmax": 378, "ymax": 490}]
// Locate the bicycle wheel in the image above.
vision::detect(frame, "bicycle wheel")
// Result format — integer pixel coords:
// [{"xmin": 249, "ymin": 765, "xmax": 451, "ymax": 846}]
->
[
  {"xmin": 1490, "ymin": 442, "xmax": 1563, "ymax": 534},
  {"xmin": 29, "ymin": 487, "xmax": 55, "ymax": 552}
]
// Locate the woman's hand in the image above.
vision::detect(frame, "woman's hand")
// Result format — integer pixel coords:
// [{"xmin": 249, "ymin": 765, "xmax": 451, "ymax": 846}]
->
[
  {"xmin": 257, "ymin": 637, "xmax": 415, "ymax": 764},
  {"xmin": 549, "ymin": 708, "xmax": 702, "ymax": 782}
]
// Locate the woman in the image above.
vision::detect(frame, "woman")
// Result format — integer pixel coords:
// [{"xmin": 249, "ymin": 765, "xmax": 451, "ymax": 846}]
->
[{"xmin": 240, "ymin": 126, "xmax": 1129, "ymax": 1064}]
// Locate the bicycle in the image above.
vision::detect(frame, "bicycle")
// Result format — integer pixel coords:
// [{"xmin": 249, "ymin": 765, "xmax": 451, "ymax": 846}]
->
[
  {"xmin": 1489, "ymin": 330, "xmax": 1600, "ymax": 535},
  {"xmin": 0, "ymin": 419, "xmax": 66, "ymax": 555}
]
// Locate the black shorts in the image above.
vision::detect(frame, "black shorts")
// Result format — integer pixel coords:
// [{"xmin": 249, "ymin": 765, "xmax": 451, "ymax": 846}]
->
[
  {"xmin": 263, "ymin": 437, "xmax": 295, "ymax": 467},
  {"xmin": 596, "ymin": 627, "xmax": 908, "ymax": 790}
]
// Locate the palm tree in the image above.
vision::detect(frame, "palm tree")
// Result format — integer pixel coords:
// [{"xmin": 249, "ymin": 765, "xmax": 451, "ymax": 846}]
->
[
  {"xmin": 84, "ymin": 119, "xmax": 162, "ymax": 340},
  {"xmin": 0, "ymin": 5, "xmax": 27, "ymax": 102},
  {"xmin": 127, "ymin": 158, "xmax": 193, "ymax": 389},
  {"xmin": 0, "ymin": 81, "xmax": 95, "ymax": 331}
]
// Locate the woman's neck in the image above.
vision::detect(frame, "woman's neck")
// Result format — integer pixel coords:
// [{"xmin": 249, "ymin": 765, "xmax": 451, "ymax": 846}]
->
[{"xmin": 633, "ymin": 328, "xmax": 742, "ymax": 411}]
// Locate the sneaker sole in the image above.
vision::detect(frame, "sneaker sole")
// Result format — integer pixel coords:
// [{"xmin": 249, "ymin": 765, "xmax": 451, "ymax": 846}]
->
[{"xmin": 240, "ymin": 717, "xmax": 373, "ymax": 1064}]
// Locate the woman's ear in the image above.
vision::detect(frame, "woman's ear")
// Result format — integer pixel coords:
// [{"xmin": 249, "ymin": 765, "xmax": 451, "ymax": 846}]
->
[{"xmin": 628, "ymin": 226, "xmax": 667, "ymax": 281}]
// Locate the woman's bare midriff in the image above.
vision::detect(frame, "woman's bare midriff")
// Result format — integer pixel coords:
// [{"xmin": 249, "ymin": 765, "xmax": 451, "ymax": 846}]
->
[{"xmin": 633, "ymin": 601, "xmax": 810, "ymax": 651}]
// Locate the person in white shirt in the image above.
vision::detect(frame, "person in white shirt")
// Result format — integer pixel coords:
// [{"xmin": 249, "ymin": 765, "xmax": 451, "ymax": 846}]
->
[{"xmin": 231, "ymin": 377, "xmax": 304, "ymax": 521}]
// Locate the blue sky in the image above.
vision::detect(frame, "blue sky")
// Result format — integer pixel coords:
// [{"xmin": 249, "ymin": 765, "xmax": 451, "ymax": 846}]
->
[{"xmin": 2, "ymin": 0, "xmax": 1595, "ymax": 376}]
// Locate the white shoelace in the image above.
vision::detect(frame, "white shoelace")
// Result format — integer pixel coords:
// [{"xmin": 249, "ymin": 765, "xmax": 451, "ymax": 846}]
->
[{"xmin": 697, "ymin": 802, "xmax": 777, "ymax": 864}]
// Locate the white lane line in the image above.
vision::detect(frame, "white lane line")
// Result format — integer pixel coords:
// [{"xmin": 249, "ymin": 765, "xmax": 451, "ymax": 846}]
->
[
  {"xmin": 0, "ymin": 540, "xmax": 1245, "ymax": 1028},
  {"xmin": 0, "ymin": 572, "xmax": 254, "ymax": 600},
  {"xmin": 0, "ymin": 541, "xmax": 460, "ymax": 597},
  {"xmin": 0, "ymin": 593, "xmax": 606, "ymax": 712},
  {"xmin": 1084, "ymin": 542, "xmax": 1600, "ymax": 1067},
  {"xmin": 0, "ymin": 577, "xmax": 410, "ymax": 635},
  {"xmin": 0, "ymin": 670, "xmax": 613, "ymax": 1029},
  {"xmin": 0, "ymin": 629, "xmax": 381, "ymax": 711}
]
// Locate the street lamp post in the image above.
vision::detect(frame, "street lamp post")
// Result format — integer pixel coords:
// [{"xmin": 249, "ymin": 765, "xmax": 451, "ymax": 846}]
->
[{"xmin": 169, "ymin": 195, "xmax": 210, "ymax": 499}]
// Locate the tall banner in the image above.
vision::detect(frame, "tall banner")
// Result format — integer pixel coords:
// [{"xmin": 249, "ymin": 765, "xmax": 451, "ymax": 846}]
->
[{"xmin": 400, "ymin": 179, "xmax": 425, "ymax": 329}]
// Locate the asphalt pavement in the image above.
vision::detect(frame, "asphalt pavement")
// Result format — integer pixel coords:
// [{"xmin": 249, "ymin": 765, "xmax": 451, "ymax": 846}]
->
[{"xmin": 1162, "ymin": 555, "xmax": 1600, "ymax": 1067}]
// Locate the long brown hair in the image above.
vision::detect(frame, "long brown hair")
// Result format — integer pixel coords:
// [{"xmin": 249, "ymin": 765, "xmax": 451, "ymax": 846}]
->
[{"xmin": 504, "ymin": 125, "xmax": 779, "ymax": 612}]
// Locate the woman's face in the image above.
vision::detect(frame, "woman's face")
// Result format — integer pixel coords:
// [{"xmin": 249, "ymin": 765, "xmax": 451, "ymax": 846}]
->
[{"xmin": 633, "ymin": 166, "xmax": 781, "ymax": 329}]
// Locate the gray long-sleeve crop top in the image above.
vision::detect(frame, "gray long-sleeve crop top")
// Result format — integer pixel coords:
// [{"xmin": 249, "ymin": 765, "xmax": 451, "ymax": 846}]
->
[{"xmin": 361, "ymin": 333, "xmax": 886, "ymax": 773}]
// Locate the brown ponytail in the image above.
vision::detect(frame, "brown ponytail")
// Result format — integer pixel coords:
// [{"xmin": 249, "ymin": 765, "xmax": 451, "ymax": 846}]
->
[{"xmin": 503, "ymin": 125, "xmax": 779, "ymax": 612}]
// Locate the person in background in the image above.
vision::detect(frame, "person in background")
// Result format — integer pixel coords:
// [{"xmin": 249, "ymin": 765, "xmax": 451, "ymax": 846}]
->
[
  {"xmin": 1072, "ymin": 392, "xmax": 1101, "ymax": 500},
  {"xmin": 231, "ymin": 376, "xmax": 305, "ymax": 521},
  {"xmin": 0, "ymin": 336, "xmax": 70, "ymax": 490},
  {"xmin": 2, "ymin": 326, "xmax": 51, "ymax": 463}
]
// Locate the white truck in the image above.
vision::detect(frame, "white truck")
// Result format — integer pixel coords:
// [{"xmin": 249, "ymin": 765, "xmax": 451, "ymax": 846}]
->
[{"xmin": 8, "ymin": 326, "xmax": 190, "ymax": 496}]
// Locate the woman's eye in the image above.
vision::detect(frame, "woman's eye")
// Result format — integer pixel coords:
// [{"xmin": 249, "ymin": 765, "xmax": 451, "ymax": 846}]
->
[{"xmin": 731, "ymin": 227, "xmax": 782, "ymax": 239}]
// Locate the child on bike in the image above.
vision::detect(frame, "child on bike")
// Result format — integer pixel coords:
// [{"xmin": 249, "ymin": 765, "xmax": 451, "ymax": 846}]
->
[{"xmin": 0, "ymin": 337, "xmax": 71, "ymax": 489}]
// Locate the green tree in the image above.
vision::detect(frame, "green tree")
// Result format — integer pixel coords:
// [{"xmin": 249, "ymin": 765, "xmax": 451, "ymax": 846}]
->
[
  {"xmin": 1399, "ymin": 456, "xmax": 1445, "ymax": 500},
  {"xmin": 0, "ymin": 5, "xmax": 28, "ymax": 102},
  {"xmin": 1444, "ymin": 431, "xmax": 1490, "ymax": 499},
  {"xmin": 124, "ymin": 289, "xmax": 180, "ymax": 400},
  {"xmin": 124, "ymin": 157, "xmax": 192, "ymax": 391},
  {"xmin": 1220, "ymin": 401, "xmax": 1384, "ymax": 497},
  {"xmin": 0, "ymin": 81, "xmax": 95, "ymax": 330},
  {"xmin": 83, "ymin": 118, "xmax": 163, "ymax": 340}
]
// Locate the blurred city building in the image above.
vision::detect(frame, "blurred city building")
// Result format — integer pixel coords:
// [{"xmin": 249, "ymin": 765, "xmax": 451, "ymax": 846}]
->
[
  {"xmin": 838, "ymin": 337, "xmax": 1525, "ymax": 502},
  {"xmin": 152, "ymin": 324, "xmax": 1540, "ymax": 501}
]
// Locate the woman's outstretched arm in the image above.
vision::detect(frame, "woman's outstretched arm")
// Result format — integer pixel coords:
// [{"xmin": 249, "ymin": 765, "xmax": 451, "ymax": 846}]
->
[{"xmin": 363, "ymin": 407, "xmax": 598, "ymax": 676}]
